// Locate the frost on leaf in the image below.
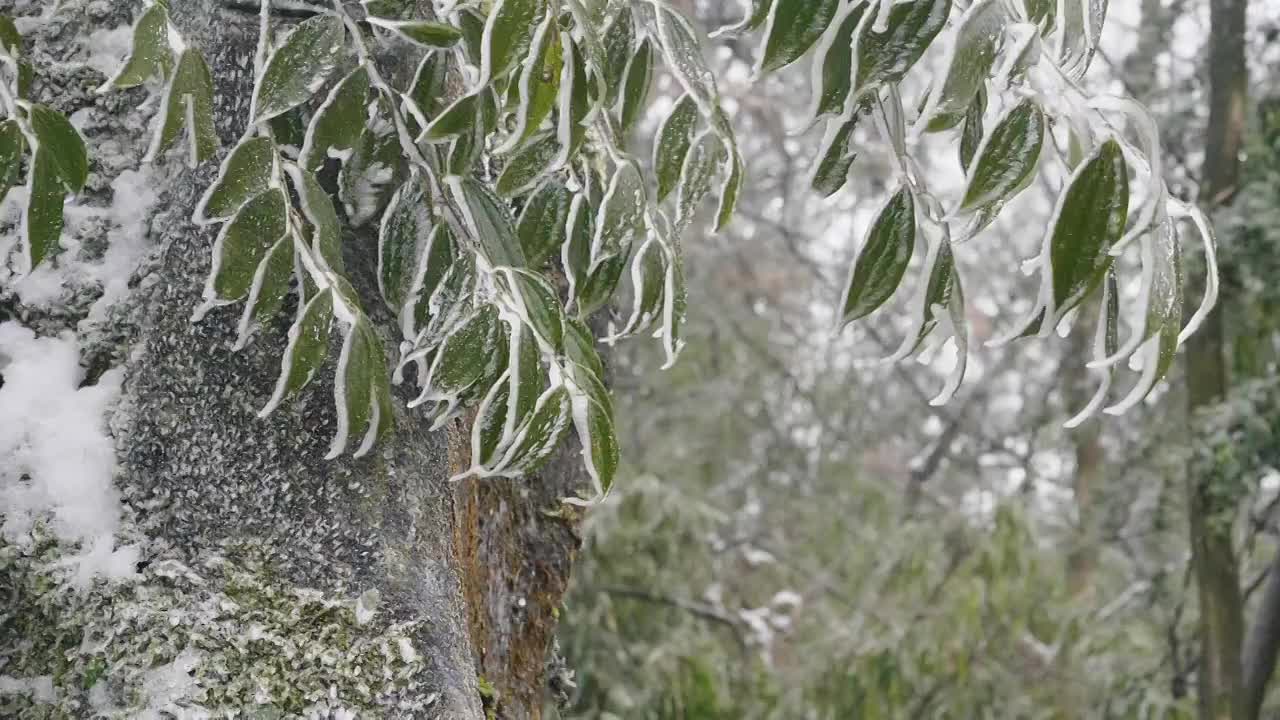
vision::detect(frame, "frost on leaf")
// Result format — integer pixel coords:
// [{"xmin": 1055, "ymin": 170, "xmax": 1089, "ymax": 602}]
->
[
  {"xmin": 287, "ymin": 163, "xmax": 345, "ymax": 274},
  {"xmin": 617, "ymin": 38, "xmax": 655, "ymax": 136},
  {"xmin": 654, "ymin": 94, "xmax": 699, "ymax": 202},
  {"xmin": 400, "ymin": 224, "xmax": 458, "ymax": 343},
  {"xmin": 852, "ymin": 0, "xmax": 952, "ymax": 101},
  {"xmin": 101, "ymin": 1, "xmax": 173, "ymax": 90},
  {"xmin": 0, "ymin": 119, "xmax": 23, "ymax": 204},
  {"xmin": 194, "ymin": 136, "xmax": 277, "ymax": 225},
  {"xmin": 676, "ymin": 131, "xmax": 726, "ymax": 233},
  {"xmin": 839, "ymin": 187, "xmax": 916, "ymax": 326},
  {"xmin": 602, "ymin": 6, "xmax": 637, "ymax": 105},
  {"xmin": 449, "ymin": 176, "xmax": 526, "ymax": 268},
  {"xmin": 234, "ymin": 232, "xmax": 295, "ymax": 348},
  {"xmin": 253, "ymin": 15, "xmax": 345, "ymax": 124},
  {"xmin": 202, "ymin": 188, "xmax": 288, "ymax": 307},
  {"xmin": 517, "ymin": 180, "xmax": 572, "ymax": 267},
  {"xmin": 148, "ymin": 49, "xmax": 218, "ymax": 167},
  {"xmin": 959, "ymin": 99, "xmax": 1044, "ymax": 215},
  {"xmin": 497, "ymin": 131, "xmax": 561, "ymax": 198},
  {"xmin": 24, "ymin": 146, "xmax": 65, "ymax": 272},
  {"xmin": 590, "ymin": 162, "xmax": 645, "ymax": 272},
  {"xmin": 499, "ymin": 11, "xmax": 561, "ymax": 152},
  {"xmin": 261, "ymin": 288, "xmax": 335, "ymax": 416},
  {"xmin": 28, "ymin": 104, "xmax": 88, "ymax": 193},
  {"xmin": 919, "ymin": 0, "xmax": 1005, "ymax": 131},
  {"xmin": 1049, "ymin": 139, "xmax": 1128, "ymax": 316},
  {"xmin": 329, "ymin": 317, "xmax": 395, "ymax": 459},
  {"xmin": 301, "ymin": 65, "xmax": 370, "ymax": 171},
  {"xmin": 756, "ymin": 0, "xmax": 841, "ymax": 74},
  {"xmin": 479, "ymin": 0, "xmax": 545, "ymax": 86},
  {"xmin": 378, "ymin": 173, "xmax": 433, "ymax": 310},
  {"xmin": 366, "ymin": 18, "xmax": 463, "ymax": 49}
]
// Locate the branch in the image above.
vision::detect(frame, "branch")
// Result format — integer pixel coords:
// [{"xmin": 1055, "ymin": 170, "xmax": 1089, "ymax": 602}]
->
[{"xmin": 593, "ymin": 586, "xmax": 747, "ymax": 652}]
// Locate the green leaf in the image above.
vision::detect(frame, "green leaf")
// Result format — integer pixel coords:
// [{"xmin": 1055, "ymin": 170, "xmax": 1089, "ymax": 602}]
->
[
  {"xmin": 457, "ymin": 9, "xmax": 486, "ymax": 63},
  {"xmin": 839, "ymin": 187, "xmax": 916, "ymax": 325},
  {"xmin": 757, "ymin": 0, "xmax": 841, "ymax": 74},
  {"xmin": 591, "ymin": 162, "xmax": 646, "ymax": 270},
  {"xmin": 480, "ymin": 0, "xmax": 544, "ymax": 84},
  {"xmin": 812, "ymin": 114, "xmax": 861, "ymax": 197},
  {"xmin": 449, "ymin": 175, "xmax": 526, "ymax": 268},
  {"xmin": 509, "ymin": 319, "xmax": 544, "ymax": 435},
  {"xmin": 472, "ymin": 369, "xmax": 514, "ymax": 470},
  {"xmin": 677, "ymin": 131, "xmax": 725, "ymax": 232},
  {"xmin": 235, "ymin": 232, "xmax": 295, "ymax": 348},
  {"xmin": 568, "ymin": 365, "xmax": 619, "ymax": 498},
  {"xmin": 496, "ymin": 130, "xmax": 560, "ymax": 197},
  {"xmin": 649, "ymin": 1, "xmax": 719, "ymax": 114},
  {"xmin": 401, "ymin": 223, "xmax": 458, "ymax": 340},
  {"xmin": 338, "ymin": 127, "xmax": 405, "ymax": 226},
  {"xmin": 366, "ymin": 18, "xmax": 462, "ymax": 48},
  {"xmin": 208, "ymin": 188, "xmax": 289, "ymax": 302},
  {"xmin": 149, "ymin": 49, "xmax": 218, "ymax": 166},
  {"xmin": 853, "ymin": 0, "xmax": 952, "ymax": 100},
  {"xmin": 660, "ymin": 240, "xmax": 688, "ymax": 366},
  {"xmin": 959, "ymin": 87, "xmax": 986, "ymax": 171},
  {"xmin": 301, "ymin": 65, "xmax": 369, "ymax": 171},
  {"xmin": 807, "ymin": 1, "xmax": 868, "ymax": 120},
  {"xmin": 504, "ymin": 268, "xmax": 565, "ymax": 353},
  {"xmin": 602, "ymin": 7, "xmax": 637, "ymax": 105},
  {"xmin": 195, "ymin": 136, "xmax": 276, "ymax": 224},
  {"xmin": 618, "ymin": 37, "xmax": 655, "ymax": 136},
  {"xmin": 0, "ymin": 119, "xmax": 23, "ymax": 203},
  {"xmin": 922, "ymin": 0, "xmax": 1004, "ymax": 131},
  {"xmin": 563, "ymin": 192, "xmax": 593, "ymax": 304},
  {"xmin": 422, "ymin": 91, "xmax": 480, "ymax": 141},
  {"xmin": 500, "ymin": 384, "xmax": 572, "ymax": 474},
  {"xmin": 406, "ymin": 52, "xmax": 448, "ymax": 125},
  {"xmin": 405, "ymin": 249, "xmax": 477, "ymax": 362},
  {"xmin": 503, "ymin": 13, "xmax": 562, "ymax": 150},
  {"xmin": 417, "ymin": 304, "xmax": 502, "ymax": 408},
  {"xmin": 24, "ymin": 146, "xmax": 65, "ymax": 271},
  {"xmin": 287, "ymin": 163, "xmax": 345, "ymax": 274},
  {"xmin": 329, "ymin": 317, "xmax": 391, "ymax": 459},
  {"xmin": 564, "ymin": 316, "xmax": 605, "ymax": 380},
  {"xmin": 960, "ymin": 99, "xmax": 1044, "ymax": 212},
  {"xmin": 554, "ymin": 33, "xmax": 592, "ymax": 165},
  {"xmin": 1025, "ymin": 0, "xmax": 1056, "ymax": 30},
  {"xmin": 261, "ymin": 288, "xmax": 334, "ymax": 415},
  {"xmin": 1049, "ymin": 139, "xmax": 1128, "ymax": 313},
  {"xmin": 517, "ymin": 180, "xmax": 572, "ymax": 266},
  {"xmin": 28, "ymin": 104, "xmax": 88, "ymax": 193},
  {"xmin": 713, "ymin": 130, "xmax": 741, "ymax": 226},
  {"xmin": 378, "ymin": 173, "xmax": 433, "ymax": 310},
  {"xmin": 0, "ymin": 15, "xmax": 22, "ymax": 56},
  {"xmin": 102, "ymin": 3, "xmax": 173, "ymax": 89},
  {"xmin": 253, "ymin": 15, "xmax": 345, "ymax": 123},
  {"xmin": 576, "ymin": 252, "xmax": 627, "ymax": 318},
  {"xmin": 617, "ymin": 238, "xmax": 667, "ymax": 335},
  {"xmin": 654, "ymin": 94, "xmax": 699, "ymax": 202}
]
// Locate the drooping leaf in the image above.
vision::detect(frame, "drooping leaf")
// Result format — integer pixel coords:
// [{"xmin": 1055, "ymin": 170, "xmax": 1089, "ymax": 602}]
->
[
  {"xmin": 378, "ymin": 173, "xmax": 433, "ymax": 309},
  {"xmin": 471, "ymin": 369, "xmax": 513, "ymax": 470},
  {"xmin": 401, "ymin": 223, "xmax": 457, "ymax": 340},
  {"xmin": 807, "ymin": 1, "xmax": 868, "ymax": 120},
  {"xmin": 504, "ymin": 268, "xmax": 566, "ymax": 352},
  {"xmin": 660, "ymin": 239, "xmax": 688, "ymax": 366},
  {"xmin": 602, "ymin": 7, "xmax": 637, "ymax": 104},
  {"xmin": 1049, "ymin": 139, "xmax": 1128, "ymax": 313},
  {"xmin": 563, "ymin": 192, "xmax": 593, "ymax": 305},
  {"xmin": 24, "ymin": 146, "xmax": 65, "ymax": 271},
  {"xmin": 0, "ymin": 119, "xmax": 23, "ymax": 203},
  {"xmin": 959, "ymin": 87, "xmax": 986, "ymax": 171},
  {"xmin": 287, "ymin": 163, "xmax": 345, "ymax": 274},
  {"xmin": 301, "ymin": 65, "xmax": 369, "ymax": 171},
  {"xmin": 406, "ymin": 52, "xmax": 448, "ymax": 126},
  {"xmin": 576, "ymin": 252, "xmax": 628, "ymax": 318},
  {"xmin": 480, "ymin": 0, "xmax": 544, "ymax": 85},
  {"xmin": 591, "ymin": 162, "xmax": 646, "ymax": 270},
  {"xmin": 922, "ymin": 0, "xmax": 1005, "ymax": 131},
  {"xmin": 338, "ymin": 127, "xmax": 405, "ymax": 226},
  {"xmin": 617, "ymin": 238, "xmax": 667, "ymax": 335},
  {"xmin": 366, "ymin": 17, "xmax": 462, "ymax": 48},
  {"xmin": 253, "ymin": 15, "xmax": 345, "ymax": 123},
  {"xmin": 757, "ymin": 0, "xmax": 841, "ymax": 74},
  {"xmin": 499, "ymin": 384, "xmax": 572, "ymax": 474},
  {"xmin": 329, "ymin": 316, "xmax": 392, "ymax": 459},
  {"xmin": 713, "ymin": 0, "xmax": 775, "ymax": 37},
  {"xmin": 195, "ymin": 136, "xmax": 276, "ymax": 224},
  {"xmin": 812, "ymin": 115, "xmax": 860, "ymax": 197},
  {"xmin": 654, "ymin": 94, "xmax": 700, "ymax": 202},
  {"xmin": 260, "ymin": 288, "xmax": 335, "ymax": 415},
  {"xmin": 567, "ymin": 363, "xmax": 619, "ymax": 499},
  {"xmin": 553, "ymin": 33, "xmax": 592, "ymax": 167},
  {"xmin": 416, "ymin": 304, "xmax": 502, "ymax": 408},
  {"xmin": 235, "ymin": 232, "xmax": 295, "ymax": 348},
  {"xmin": 208, "ymin": 188, "xmax": 289, "ymax": 302},
  {"xmin": 102, "ymin": 2, "xmax": 173, "ymax": 89},
  {"xmin": 960, "ymin": 99, "xmax": 1044, "ymax": 212},
  {"xmin": 448, "ymin": 175, "xmax": 527, "ymax": 268},
  {"xmin": 456, "ymin": 8, "xmax": 487, "ymax": 63},
  {"xmin": 839, "ymin": 187, "xmax": 916, "ymax": 325},
  {"xmin": 496, "ymin": 130, "xmax": 560, "ymax": 197},
  {"xmin": 27, "ymin": 104, "xmax": 88, "ymax": 193},
  {"xmin": 852, "ymin": 0, "xmax": 951, "ymax": 100},
  {"xmin": 517, "ymin": 180, "xmax": 572, "ymax": 266},
  {"xmin": 677, "ymin": 131, "xmax": 725, "ymax": 232},
  {"xmin": 148, "ymin": 49, "xmax": 218, "ymax": 166},
  {"xmin": 617, "ymin": 37, "xmax": 655, "ymax": 136},
  {"xmin": 564, "ymin": 316, "xmax": 605, "ymax": 381},
  {"xmin": 501, "ymin": 12, "xmax": 562, "ymax": 150},
  {"xmin": 648, "ymin": 1, "xmax": 719, "ymax": 114},
  {"xmin": 422, "ymin": 91, "xmax": 480, "ymax": 142}
]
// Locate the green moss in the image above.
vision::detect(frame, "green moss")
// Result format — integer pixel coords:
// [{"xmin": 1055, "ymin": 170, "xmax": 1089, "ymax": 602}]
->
[{"xmin": 0, "ymin": 529, "xmax": 438, "ymax": 718}]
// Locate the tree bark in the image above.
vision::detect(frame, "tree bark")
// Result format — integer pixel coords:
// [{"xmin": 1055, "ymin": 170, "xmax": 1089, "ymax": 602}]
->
[
  {"xmin": 0, "ymin": 1, "xmax": 585, "ymax": 717},
  {"xmin": 1185, "ymin": 0, "xmax": 1249, "ymax": 718}
]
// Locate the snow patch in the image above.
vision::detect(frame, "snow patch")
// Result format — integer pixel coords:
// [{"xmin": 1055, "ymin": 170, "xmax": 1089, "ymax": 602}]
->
[
  {"xmin": 136, "ymin": 648, "xmax": 204, "ymax": 720},
  {"xmin": 83, "ymin": 24, "xmax": 134, "ymax": 79},
  {"xmin": 0, "ymin": 674, "xmax": 55, "ymax": 703},
  {"xmin": 0, "ymin": 323, "xmax": 137, "ymax": 585}
]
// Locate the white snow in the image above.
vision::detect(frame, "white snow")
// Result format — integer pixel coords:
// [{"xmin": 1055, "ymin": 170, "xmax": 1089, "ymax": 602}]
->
[
  {"xmin": 83, "ymin": 25, "xmax": 135, "ymax": 80},
  {"xmin": 136, "ymin": 647, "xmax": 204, "ymax": 720},
  {"xmin": 0, "ymin": 674, "xmax": 55, "ymax": 703},
  {"xmin": 0, "ymin": 323, "xmax": 138, "ymax": 585}
]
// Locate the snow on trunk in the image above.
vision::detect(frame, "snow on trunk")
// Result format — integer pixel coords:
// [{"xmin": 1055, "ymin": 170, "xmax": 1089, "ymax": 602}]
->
[{"xmin": 0, "ymin": 1, "xmax": 586, "ymax": 717}]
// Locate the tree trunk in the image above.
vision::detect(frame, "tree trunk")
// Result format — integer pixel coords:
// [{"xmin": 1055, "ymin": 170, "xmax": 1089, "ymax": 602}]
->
[
  {"xmin": 0, "ymin": 1, "xmax": 584, "ymax": 717},
  {"xmin": 1185, "ymin": 0, "xmax": 1249, "ymax": 718}
]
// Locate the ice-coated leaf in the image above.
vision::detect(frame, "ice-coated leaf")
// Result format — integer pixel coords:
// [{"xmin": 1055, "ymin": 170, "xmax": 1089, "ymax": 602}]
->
[
  {"xmin": 1025, "ymin": 0, "xmax": 1056, "ymax": 30},
  {"xmin": 617, "ymin": 238, "xmax": 667, "ymax": 336},
  {"xmin": 148, "ymin": 49, "xmax": 218, "ymax": 166},
  {"xmin": 567, "ymin": 363, "xmax": 619, "ymax": 499},
  {"xmin": 1049, "ymin": 139, "xmax": 1128, "ymax": 312},
  {"xmin": 253, "ymin": 15, "xmax": 345, "ymax": 123},
  {"xmin": 618, "ymin": 37, "xmax": 655, "ymax": 136},
  {"xmin": 366, "ymin": 17, "xmax": 462, "ymax": 48},
  {"xmin": 471, "ymin": 369, "xmax": 513, "ymax": 469},
  {"xmin": 565, "ymin": 316, "xmax": 605, "ymax": 381},
  {"xmin": 852, "ymin": 0, "xmax": 951, "ymax": 100},
  {"xmin": 24, "ymin": 147, "xmax": 64, "ymax": 271},
  {"xmin": 839, "ymin": 187, "xmax": 915, "ymax": 325},
  {"xmin": 362, "ymin": 0, "xmax": 415, "ymax": 19},
  {"xmin": 508, "ymin": 319, "xmax": 544, "ymax": 435},
  {"xmin": 757, "ymin": 0, "xmax": 841, "ymax": 74},
  {"xmin": 501, "ymin": 12, "xmax": 562, "ymax": 150},
  {"xmin": 500, "ymin": 384, "xmax": 571, "ymax": 474},
  {"xmin": 654, "ymin": 94, "xmax": 699, "ymax": 202},
  {"xmin": 660, "ymin": 239, "xmax": 688, "ymax": 366},
  {"xmin": 591, "ymin": 162, "xmax": 645, "ymax": 270},
  {"xmin": 407, "ymin": 53, "xmax": 448, "ymax": 126},
  {"xmin": 269, "ymin": 108, "xmax": 307, "ymax": 152},
  {"xmin": 479, "ymin": 0, "xmax": 544, "ymax": 85},
  {"xmin": 301, "ymin": 65, "xmax": 369, "ymax": 171},
  {"xmin": 261, "ymin": 288, "xmax": 334, "ymax": 415},
  {"xmin": 406, "ymin": 249, "xmax": 476, "ymax": 360},
  {"xmin": 422, "ymin": 91, "xmax": 480, "ymax": 142},
  {"xmin": 677, "ymin": 131, "xmax": 725, "ymax": 232},
  {"xmin": 554, "ymin": 33, "xmax": 592, "ymax": 166},
  {"xmin": 714, "ymin": 0, "xmax": 775, "ymax": 36},
  {"xmin": 287, "ymin": 163, "xmax": 345, "ymax": 274},
  {"xmin": 416, "ymin": 304, "xmax": 502, "ymax": 406},
  {"xmin": 378, "ymin": 173, "xmax": 433, "ymax": 310},
  {"xmin": 960, "ymin": 99, "xmax": 1043, "ymax": 212},
  {"xmin": 503, "ymin": 268, "xmax": 565, "ymax": 353},
  {"xmin": 517, "ymin": 180, "xmax": 572, "ymax": 266},
  {"xmin": 811, "ymin": 114, "xmax": 860, "ymax": 197},
  {"xmin": 401, "ymin": 224, "xmax": 457, "ymax": 340},
  {"xmin": 102, "ymin": 2, "xmax": 172, "ymax": 89},
  {"xmin": 0, "ymin": 119, "xmax": 23, "ymax": 203},
  {"xmin": 496, "ymin": 131, "xmax": 560, "ymax": 197},
  {"xmin": 649, "ymin": 0, "xmax": 719, "ymax": 114},
  {"xmin": 27, "ymin": 104, "xmax": 88, "ymax": 193},
  {"xmin": 457, "ymin": 8, "xmax": 486, "ymax": 63},
  {"xmin": 0, "ymin": 15, "xmax": 21, "ymax": 55},
  {"xmin": 208, "ymin": 188, "xmax": 288, "ymax": 302},
  {"xmin": 448, "ymin": 175, "xmax": 526, "ymax": 268},
  {"xmin": 338, "ymin": 128, "xmax": 405, "ymax": 227},
  {"xmin": 329, "ymin": 317, "xmax": 393, "ymax": 459},
  {"xmin": 715, "ymin": 138, "xmax": 743, "ymax": 233},
  {"xmin": 576, "ymin": 252, "xmax": 627, "ymax": 318},
  {"xmin": 959, "ymin": 87, "xmax": 986, "ymax": 171},
  {"xmin": 602, "ymin": 6, "xmax": 637, "ymax": 104},
  {"xmin": 195, "ymin": 136, "xmax": 276, "ymax": 225},
  {"xmin": 563, "ymin": 192, "xmax": 593, "ymax": 305},
  {"xmin": 807, "ymin": 1, "xmax": 868, "ymax": 120},
  {"xmin": 235, "ymin": 232, "xmax": 294, "ymax": 348},
  {"xmin": 922, "ymin": 0, "xmax": 1004, "ymax": 131}
]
